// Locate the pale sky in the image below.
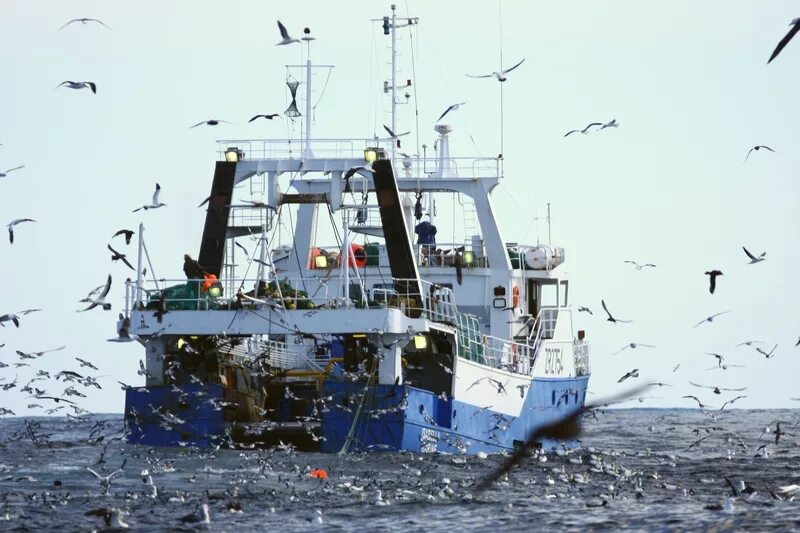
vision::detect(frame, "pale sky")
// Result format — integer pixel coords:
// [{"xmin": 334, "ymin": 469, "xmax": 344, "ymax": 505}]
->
[{"xmin": 1, "ymin": 1, "xmax": 798, "ymax": 415}]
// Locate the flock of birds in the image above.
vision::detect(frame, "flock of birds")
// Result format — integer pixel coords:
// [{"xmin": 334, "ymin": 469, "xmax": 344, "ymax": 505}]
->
[{"xmin": 1, "ymin": 10, "xmax": 800, "ymax": 527}]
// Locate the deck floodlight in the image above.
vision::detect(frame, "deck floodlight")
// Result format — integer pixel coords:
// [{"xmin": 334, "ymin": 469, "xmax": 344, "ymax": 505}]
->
[
  {"xmin": 225, "ymin": 147, "xmax": 241, "ymax": 163},
  {"xmin": 364, "ymin": 146, "xmax": 387, "ymax": 163},
  {"xmin": 414, "ymin": 335, "xmax": 427, "ymax": 350},
  {"xmin": 314, "ymin": 255, "xmax": 328, "ymax": 269},
  {"xmin": 208, "ymin": 285, "xmax": 222, "ymax": 298},
  {"xmin": 463, "ymin": 250, "xmax": 474, "ymax": 266}
]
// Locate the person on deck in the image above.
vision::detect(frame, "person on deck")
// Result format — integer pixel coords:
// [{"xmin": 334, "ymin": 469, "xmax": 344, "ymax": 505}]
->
[
  {"xmin": 183, "ymin": 254, "xmax": 207, "ymax": 306},
  {"xmin": 414, "ymin": 219, "xmax": 437, "ymax": 265}
]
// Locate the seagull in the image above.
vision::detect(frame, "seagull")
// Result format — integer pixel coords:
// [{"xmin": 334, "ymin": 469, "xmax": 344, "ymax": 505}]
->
[
  {"xmin": 78, "ymin": 275, "xmax": 112, "ymax": 312},
  {"xmin": 624, "ymin": 260, "xmax": 656, "ymax": 270},
  {"xmin": 683, "ymin": 395, "xmax": 713, "ymax": 409},
  {"xmin": 0, "ymin": 314, "xmax": 20, "ymax": 328},
  {"xmin": 133, "ymin": 183, "xmax": 166, "ymax": 212},
  {"xmin": 612, "ymin": 342, "xmax": 655, "ymax": 355},
  {"xmin": 189, "ymin": 119, "xmax": 232, "ymax": 128},
  {"xmin": 107, "ymin": 244, "xmax": 135, "ymax": 270},
  {"xmin": 55, "ymin": 81, "xmax": 96, "ymax": 94},
  {"xmin": 437, "ymin": 102, "xmax": 466, "ymax": 122},
  {"xmin": 744, "ymin": 145, "xmax": 775, "ymax": 161},
  {"xmin": 693, "ymin": 311, "xmax": 729, "ymax": 327},
  {"xmin": 7, "ymin": 218, "xmax": 36, "ymax": 244},
  {"xmin": 599, "ymin": 119, "xmax": 619, "ymax": 130},
  {"xmin": 465, "ymin": 58, "xmax": 525, "ymax": 82},
  {"xmin": 344, "ymin": 165, "xmax": 374, "ymax": 181},
  {"xmin": 617, "ymin": 368, "xmax": 639, "ymax": 383},
  {"xmin": 756, "ymin": 344, "xmax": 778, "ymax": 359},
  {"xmin": 248, "ymin": 114, "xmax": 281, "ymax": 122},
  {"xmin": 86, "ymin": 466, "xmax": 124, "ymax": 496},
  {"xmin": 705, "ymin": 270, "xmax": 723, "ymax": 294},
  {"xmin": 59, "ymin": 18, "xmax": 111, "ymax": 30},
  {"xmin": 707, "ymin": 352, "xmax": 727, "ymax": 368},
  {"xmin": 742, "ymin": 246, "xmax": 766, "ymax": 264},
  {"xmin": 795, "ymin": 337, "xmax": 800, "ymax": 347},
  {"xmin": 0, "ymin": 165, "xmax": 24, "ymax": 178},
  {"xmin": 577, "ymin": 306, "xmax": 593, "ymax": 315},
  {"xmin": 112, "ymin": 229, "xmax": 134, "ymax": 245},
  {"xmin": 276, "ymin": 20, "xmax": 300, "ymax": 45},
  {"xmin": 768, "ymin": 17, "xmax": 800, "ymax": 64},
  {"xmin": 720, "ymin": 395, "xmax": 747, "ymax": 411},
  {"xmin": 601, "ymin": 299, "xmax": 632, "ymax": 324},
  {"xmin": 383, "ymin": 125, "xmax": 410, "ymax": 138},
  {"xmin": 737, "ymin": 340, "xmax": 764, "ymax": 347},
  {"xmin": 75, "ymin": 357, "xmax": 98, "ymax": 370},
  {"xmin": 564, "ymin": 122, "xmax": 602, "ymax": 137},
  {"xmin": 690, "ymin": 382, "xmax": 747, "ymax": 395}
]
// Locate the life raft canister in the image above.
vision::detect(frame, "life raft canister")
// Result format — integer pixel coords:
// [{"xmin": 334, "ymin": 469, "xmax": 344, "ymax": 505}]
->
[{"xmin": 342, "ymin": 244, "xmax": 367, "ymax": 268}]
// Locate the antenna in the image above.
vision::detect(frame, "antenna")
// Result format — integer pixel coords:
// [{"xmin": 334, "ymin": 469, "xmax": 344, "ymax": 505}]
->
[
  {"xmin": 498, "ymin": 0, "xmax": 505, "ymax": 177},
  {"xmin": 547, "ymin": 203, "xmax": 552, "ymax": 244}
]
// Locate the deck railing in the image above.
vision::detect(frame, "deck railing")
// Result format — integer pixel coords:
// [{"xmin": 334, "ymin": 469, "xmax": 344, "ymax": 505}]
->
[{"xmin": 126, "ymin": 276, "xmax": 459, "ymax": 324}]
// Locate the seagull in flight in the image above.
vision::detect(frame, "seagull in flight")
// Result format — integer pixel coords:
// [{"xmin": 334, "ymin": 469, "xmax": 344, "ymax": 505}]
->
[
  {"xmin": 742, "ymin": 246, "xmax": 766, "ymax": 264},
  {"xmin": 112, "ymin": 229, "xmax": 134, "ymax": 245},
  {"xmin": 189, "ymin": 119, "xmax": 232, "ymax": 128},
  {"xmin": 693, "ymin": 311, "xmax": 729, "ymax": 327},
  {"xmin": 248, "ymin": 114, "xmax": 281, "ymax": 122},
  {"xmin": 78, "ymin": 275, "xmax": 112, "ymax": 312},
  {"xmin": 577, "ymin": 306, "xmax": 593, "ymax": 315},
  {"xmin": 624, "ymin": 260, "xmax": 656, "ymax": 271},
  {"xmin": 617, "ymin": 368, "xmax": 639, "ymax": 383},
  {"xmin": 55, "ymin": 81, "xmax": 96, "ymax": 94},
  {"xmin": 612, "ymin": 342, "xmax": 655, "ymax": 355},
  {"xmin": 737, "ymin": 340, "xmax": 763, "ymax": 347},
  {"xmin": 276, "ymin": 20, "xmax": 300, "ymax": 45},
  {"xmin": 564, "ymin": 122, "xmax": 602, "ymax": 137},
  {"xmin": 768, "ymin": 17, "xmax": 800, "ymax": 64},
  {"xmin": 466, "ymin": 57, "xmax": 525, "ymax": 82},
  {"xmin": 599, "ymin": 119, "xmax": 619, "ymax": 130},
  {"xmin": 0, "ymin": 314, "xmax": 20, "ymax": 328},
  {"xmin": 7, "ymin": 218, "xmax": 36, "ymax": 244},
  {"xmin": 756, "ymin": 344, "xmax": 778, "ymax": 359},
  {"xmin": 720, "ymin": 396, "xmax": 747, "ymax": 411},
  {"xmin": 690, "ymin": 382, "xmax": 747, "ymax": 395},
  {"xmin": 705, "ymin": 270, "xmax": 723, "ymax": 294},
  {"xmin": 133, "ymin": 183, "xmax": 165, "ymax": 212},
  {"xmin": 383, "ymin": 125, "xmax": 410, "ymax": 138},
  {"xmin": 59, "ymin": 18, "xmax": 111, "ymax": 30},
  {"xmin": 744, "ymin": 145, "xmax": 775, "ymax": 161},
  {"xmin": 601, "ymin": 299, "xmax": 632, "ymax": 323},
  {"xmin": 437, "ymin": 102, "xmax": 466, "ymax": 122},
  {"xmin": 107, "ymin": 244, "xmax": 135, "ymax": 270},
  {"xmin": 0, "ymin": 165, "xmax": 24, "ymax": 178},
  {"xmin": 683, "ymin": 395, "xmax": 713, "ymax": 409}
]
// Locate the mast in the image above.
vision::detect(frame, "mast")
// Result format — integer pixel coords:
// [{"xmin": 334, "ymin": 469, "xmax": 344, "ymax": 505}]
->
[
  {"xmin": 390, "ymin": 4, "xmax": 397, "ymax": 164},
  {"xmin": 303, "ymin": 30, "xmax": 314, "ymax": 158}
]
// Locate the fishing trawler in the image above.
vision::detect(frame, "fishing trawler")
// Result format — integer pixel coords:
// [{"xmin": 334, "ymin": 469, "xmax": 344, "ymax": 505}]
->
[{"xmin": 118, "ymin": 6, "xmax": 591, "ymax": 454}]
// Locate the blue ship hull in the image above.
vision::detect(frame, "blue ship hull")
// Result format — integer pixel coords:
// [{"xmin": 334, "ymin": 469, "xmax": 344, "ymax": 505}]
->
[
  {"xmin": 321, "ymin": 376, "xmax": 590, "ymax": 453},
  {"xmin": 125, "ymin": 376, "xmax": 590, "ymax": 453}
]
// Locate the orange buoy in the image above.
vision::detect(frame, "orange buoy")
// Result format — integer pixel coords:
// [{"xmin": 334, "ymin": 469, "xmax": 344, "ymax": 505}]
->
[{"xmin": 309, "ymin": 468, "xmax": 328, "ymax": 480}]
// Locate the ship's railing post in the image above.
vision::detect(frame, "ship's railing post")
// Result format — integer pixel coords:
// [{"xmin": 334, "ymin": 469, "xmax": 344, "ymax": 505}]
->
[{"xmin": 135, "ymin": 222, "xmax": 144, "ymax": 306}]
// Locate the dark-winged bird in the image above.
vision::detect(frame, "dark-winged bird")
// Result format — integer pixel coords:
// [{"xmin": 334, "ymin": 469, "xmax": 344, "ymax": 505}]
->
[
  {"xmin": 437, "ymin": 102, "xmax": 466, "ymax": 122},
  {"xmin": 768, "ymin": 17, "xmax": 800, "ymax": 64},
  {"xmin": 112, "ymin": 229, "xmax": 134, "ymax": 245},
  {"xmin": 744, "ymin": 145, "xmax": 775, "ymax": 161},
  {"xmin": 55, "ymin": 81, "xmax": 96, "ymax": 94},
  {"xmin": 705, "ymin": 270, "xmax": 723, "ymax": 294},
  {"xmin": 107, "ymin": 244, "xmax": 134, "ymax": 271},
  {"xmin": 601, "ymin": 299, "xmax": 631, "ymax": 323},
  {"xmin": 7, "ymin": 218, "xmax": 36, "ymax": 244},
  {"xmin": 742, "ymin": 246, "xmax": 766, "ymax": 264},
  {"xmin": 249, "ymin": 114, "xmax": 281, "ymax": 122}
]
